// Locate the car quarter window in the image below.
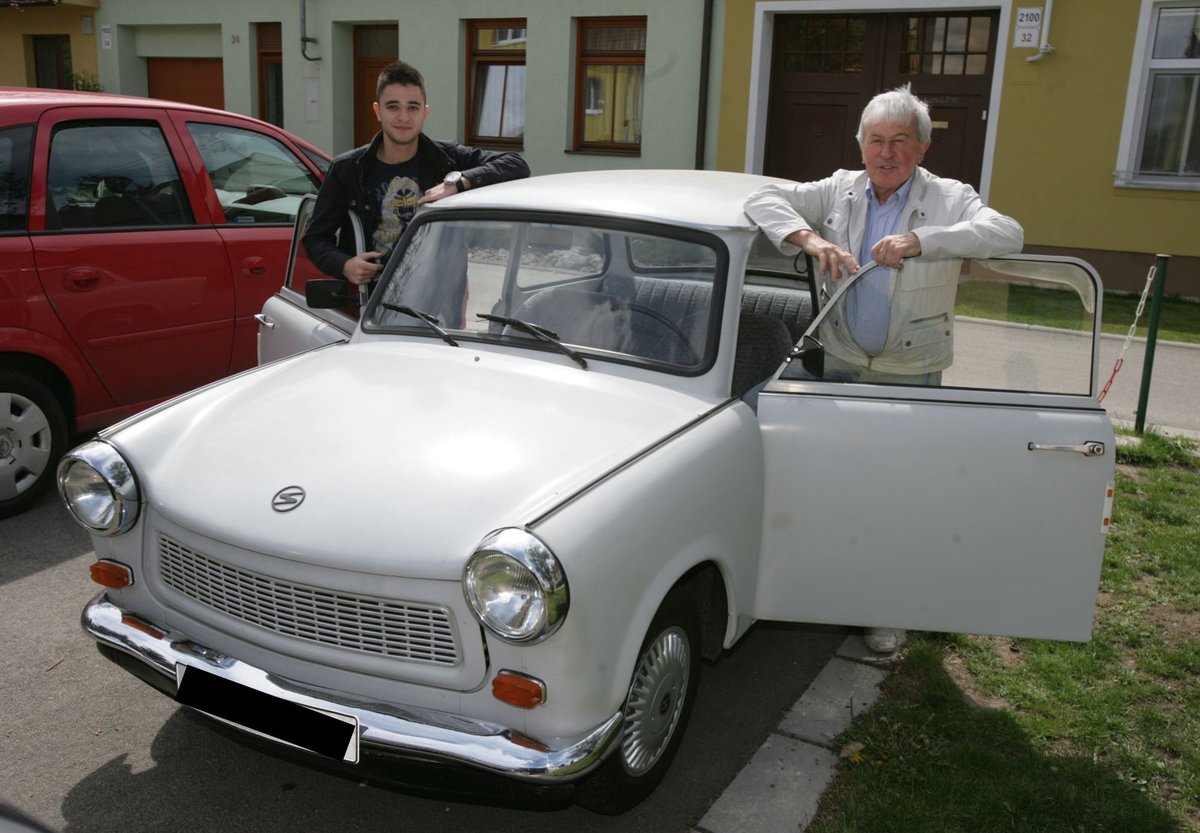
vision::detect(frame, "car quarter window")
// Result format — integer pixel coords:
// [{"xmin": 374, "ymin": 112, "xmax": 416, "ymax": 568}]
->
[
  {"xmin": 781, "ymin": 257, "xmax": 1099, "ymax": 396},
  {"xmin": 0, "ymin": 125, "xmax": 33, "ymax": 232},
  {"xmin": 187, "ymin": 122, "xmax": 320, "ymax": 225},
  {"xmin": 45, "ymin": 121, "xmax": 194, "ymax": 230}
]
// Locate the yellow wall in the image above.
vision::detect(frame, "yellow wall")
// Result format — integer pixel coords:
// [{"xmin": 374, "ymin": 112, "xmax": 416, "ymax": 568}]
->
[
  {"xmin": 714, "ymin": 0, "xmax": 1200, "ymax": 267},
  {"xmin": 991, "ymin": 1, "xmax": 1200, "ymax": 258},
  {"xmin": 0, "ymin": 3, "xmax": 100, "ymax": 89}
]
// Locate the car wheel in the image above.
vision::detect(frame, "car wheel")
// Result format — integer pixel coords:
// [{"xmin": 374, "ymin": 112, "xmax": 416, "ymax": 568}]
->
[
  {"xmin": 574, "ymin": 589, "xmax": 701, "ymax": 815},
  {"xmin": 0, "ymin": 371, "xmax": 68, "ymax": 519}
]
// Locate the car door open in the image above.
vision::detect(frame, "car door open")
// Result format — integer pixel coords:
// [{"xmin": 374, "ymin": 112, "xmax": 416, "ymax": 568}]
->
[
  {"xmin": 257, "ymin": 194, "xmax": 364, "ymax": 363},
  {"xmin": 754, "ymin": 254, "xmax": 1115, "ymax": 642}
]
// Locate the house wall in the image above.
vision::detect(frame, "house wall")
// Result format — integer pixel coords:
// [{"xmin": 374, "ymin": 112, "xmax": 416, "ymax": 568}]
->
[
  {"xmin": 92, "ymin": 0, "xmax": 709, "ymax": 176},
  {"xmin": 715, "ymin": 0, "xmax": 1199, "ymax": 295},
  {"xmin": 0, "ymin": 2, "xmax": 101, "ymax": 89}
]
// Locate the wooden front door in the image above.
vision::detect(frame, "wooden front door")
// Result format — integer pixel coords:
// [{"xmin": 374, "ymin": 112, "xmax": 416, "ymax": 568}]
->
[
  {"xmin": 764, "ymin": 11, "xmax": 998, "ymax": 190},
  {"xmin": 353, "ymin": 25, "xmax": 399, "ymax": 148}
]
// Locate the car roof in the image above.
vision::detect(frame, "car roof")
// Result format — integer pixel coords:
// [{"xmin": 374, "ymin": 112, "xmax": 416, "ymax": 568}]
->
[
  {"xmin": 1, "ymin": 86, "xmax": 265, "ymax": 124},
  {"xmin": 437, "ymin": 169, "xmax": 793, "ymax": 232}
]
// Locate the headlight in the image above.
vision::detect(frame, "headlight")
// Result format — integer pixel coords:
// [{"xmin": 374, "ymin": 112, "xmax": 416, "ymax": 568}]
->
[
  {"xmin": 57, "ymin": 441, "xmax": 140, "ymax": 535},
  {"xmin": 463, "ymin": 528, "xmax": 569, "ymax": 644}
]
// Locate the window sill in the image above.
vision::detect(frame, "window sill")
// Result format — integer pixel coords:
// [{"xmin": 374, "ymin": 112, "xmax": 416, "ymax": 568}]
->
[
  {"xmin": 564, "ymin": 148, "xmax": 642, "ymax": 157},
  {"xmin": 1113, "ymin": 176, "xmax": 1200, "ymax": 192}
]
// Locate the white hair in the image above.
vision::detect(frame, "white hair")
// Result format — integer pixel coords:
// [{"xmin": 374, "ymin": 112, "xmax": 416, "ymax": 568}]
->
[{"xmin": 856, "ymin": 83, "xmax": 932, "ymax": 143}]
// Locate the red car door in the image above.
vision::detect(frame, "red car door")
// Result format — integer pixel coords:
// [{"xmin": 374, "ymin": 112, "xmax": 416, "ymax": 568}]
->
[
  {"xmin": 169, "ymin": 111, "xmax": 325, "ymax": 371},
  {"xmin": 30, "ymin": 105, "xmax": 236, "ymax": 407}
]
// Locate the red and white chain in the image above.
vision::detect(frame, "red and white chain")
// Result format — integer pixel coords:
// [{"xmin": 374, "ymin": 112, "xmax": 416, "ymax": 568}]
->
[{"xmin": 1098, "ymin": 263, "xmax": 1157, "ymax": 402}]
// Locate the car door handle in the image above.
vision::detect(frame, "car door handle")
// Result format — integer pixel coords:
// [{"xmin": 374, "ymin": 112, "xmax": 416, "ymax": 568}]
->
[
  {"xmin": 241, "ymin": 257, "xmax": 269, "ymax": 277},
  {"xmin": 63, "ymin": 267, "xmax": 100, "ymax": 291},
  {"xmin": 253, "ymin": 313, "xmax": 275, "ymax": 330},
  {"xmin": 1028, "ymin": 441, "xmax": 1106, "ymax": 457}
]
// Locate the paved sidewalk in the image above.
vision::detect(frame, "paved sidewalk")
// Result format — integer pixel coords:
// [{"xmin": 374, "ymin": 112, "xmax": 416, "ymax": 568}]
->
[{"xmin": 692, "ymin": 635, "xmax": 900, "ymax": 833}]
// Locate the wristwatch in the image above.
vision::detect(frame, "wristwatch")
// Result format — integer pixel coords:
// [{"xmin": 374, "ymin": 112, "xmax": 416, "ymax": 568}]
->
[{"xmin": 443, "ymin": 171, "xmax": 465, "ymax": 192}]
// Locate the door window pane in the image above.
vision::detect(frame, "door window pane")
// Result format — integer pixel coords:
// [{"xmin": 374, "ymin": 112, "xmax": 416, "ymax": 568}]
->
[
  {"xmin": 900, "ymin": 14, "xmax": 991, "ymax": 76},
  {"xmin": 0, "ymin": 126, "xmax": 33, "ymax": 232},
  {"xmin": 187, "ymin": 122, "xmax": 320, "ymax": 223},
  {"xmin": 46, "ymin": 122, "xmax": 193, "ymax": 229}
]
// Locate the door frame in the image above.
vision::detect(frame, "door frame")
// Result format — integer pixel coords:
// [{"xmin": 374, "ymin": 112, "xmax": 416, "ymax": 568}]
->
[{"xmin": 743, "ymin": 0, "xmax": 1014, "ymax": 203}]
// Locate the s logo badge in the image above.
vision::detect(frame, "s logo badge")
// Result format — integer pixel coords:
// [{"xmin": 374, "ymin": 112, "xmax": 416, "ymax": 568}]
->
[{"xmin": 272, "ymin": 485, "xmax": 306, "ymax": 513}]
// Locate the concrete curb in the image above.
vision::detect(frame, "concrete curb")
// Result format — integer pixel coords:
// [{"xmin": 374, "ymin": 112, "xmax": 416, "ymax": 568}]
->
[{"xmin": 692, "ymin": 635, "xmax": 900, "ymax": 833}]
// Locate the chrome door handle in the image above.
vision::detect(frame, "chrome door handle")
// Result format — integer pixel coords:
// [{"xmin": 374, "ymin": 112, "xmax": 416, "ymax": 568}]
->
[
  {"xmin": 1028, "ymin": 441, "xmax": 1106, "ymax": 457},
  {"xmin": 253, "ymin": 313, "xmax": 275, "ymax": 330}
]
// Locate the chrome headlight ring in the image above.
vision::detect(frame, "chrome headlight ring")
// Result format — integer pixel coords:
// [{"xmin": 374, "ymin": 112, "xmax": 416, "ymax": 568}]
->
[
  {"xmin": 56, "ymin": 440, "xmax": 140, "ymax": 536},
  {"xmin": 463, "ymin": 527, "xmax": 569, "ymax": 644}
]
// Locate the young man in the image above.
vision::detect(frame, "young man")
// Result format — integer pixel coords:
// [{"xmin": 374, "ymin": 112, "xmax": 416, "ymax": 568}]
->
[
  {"xmin": 303, "ymin": 60, "xmax": 530, "ymax": 287},
  {"xmin": 744, "ymin": 84, "xmax": 1024, "ymax": 655}
]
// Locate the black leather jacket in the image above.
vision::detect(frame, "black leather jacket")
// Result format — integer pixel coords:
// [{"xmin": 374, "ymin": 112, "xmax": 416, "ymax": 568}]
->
[{"xmin": 302, "ymin": 132, "xmax": 529, "ymax": 279}]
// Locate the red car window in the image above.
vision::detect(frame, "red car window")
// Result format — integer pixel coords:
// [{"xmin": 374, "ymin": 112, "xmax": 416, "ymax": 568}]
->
[{"xmin": 0, "ymin": 124, "xmax": 33, "ymax": 232}]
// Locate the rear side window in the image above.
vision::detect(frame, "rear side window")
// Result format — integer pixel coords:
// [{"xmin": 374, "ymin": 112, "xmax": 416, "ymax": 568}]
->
[
  {"xmin": 0, "ymin": 125, "xmax": 33, "ymax": 232},
  {"xmin": 187, "ymin": 122, "xmax": 320, "ymax": 224},
  {"xmin": 45, "ymin": 120, "xmax": 194, "ymax": 230}
]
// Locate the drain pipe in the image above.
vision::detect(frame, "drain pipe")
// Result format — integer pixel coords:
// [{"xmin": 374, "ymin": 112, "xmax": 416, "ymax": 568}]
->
[
  {"xmin": 694, "ymin": 0, "xmax": 714, "ymax": 169},
  {"xmin": 1027, "ymin": 0, "xmax": 1054, "ymax": 62},
  {"xmin": 301, "ymin": 0, "xmax": 320, "ymax": 61}
]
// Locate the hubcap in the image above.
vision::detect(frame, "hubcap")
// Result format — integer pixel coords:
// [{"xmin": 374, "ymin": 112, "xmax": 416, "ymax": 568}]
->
[
  {"xmin": 621, "ymin": 625, "xmax": 690, "ymax": 776},
  {"xmin": 0, "ymin": 392, "xmax": 53, "ymax": 500}
]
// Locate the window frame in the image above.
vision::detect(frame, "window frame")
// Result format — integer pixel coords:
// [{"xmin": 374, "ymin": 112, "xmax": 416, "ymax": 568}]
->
[
  {"xmin": 256, "ymin": 22, "xmax": 284, "ymax": 128},
  {"xmin": 465, "ymin": 18, "xmax": 527, "ymax": 149},
  {"xmin": 573, "ymin": 16, "xmax": 647, "ymax": 155},
  {"xmin": 1115, "ymin": 0, "xmax": 1200, "ymax": 190}
]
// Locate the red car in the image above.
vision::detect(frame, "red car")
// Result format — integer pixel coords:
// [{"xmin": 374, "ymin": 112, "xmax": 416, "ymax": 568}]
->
[{"xmin": 0, "ymin": 88, "xmax": 329, "ymax": 517}]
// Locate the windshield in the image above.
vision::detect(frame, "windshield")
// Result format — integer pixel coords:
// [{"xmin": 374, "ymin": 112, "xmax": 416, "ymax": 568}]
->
[{"xmin": 364, "ymin": 215, "xmax": 726, "ymax": 371}]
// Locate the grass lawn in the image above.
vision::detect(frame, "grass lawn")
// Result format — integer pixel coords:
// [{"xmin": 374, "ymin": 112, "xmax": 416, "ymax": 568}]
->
[{"xmin": 809, "ymin": 432, "xmax": 1200, "ymax": 833}]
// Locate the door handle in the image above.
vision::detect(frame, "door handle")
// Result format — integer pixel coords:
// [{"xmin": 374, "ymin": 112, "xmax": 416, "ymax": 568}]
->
[
  {"xmin": 241, "ymin": 256, "xmax": 269, "ymax": 277},
  {"xmin": 253, "ymin": 313, "xmax": 275, "ymax": 330},
  {"xmin": 1027, "ymin": 441, "xmax": 1106, "ymax": 457},
  {"xmin": 63, "ymin": 267, "xmax": 100, "ymax": 291}
]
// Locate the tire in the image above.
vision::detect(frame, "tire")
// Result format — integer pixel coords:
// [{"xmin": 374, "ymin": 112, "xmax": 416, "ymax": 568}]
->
[
  {"xmin": 574, "ymin": 589, "xmax": 702, "ymax": 815},
  {"xmin": 0, "ymin": 371, "xmax": 69, "ymax": 519}
]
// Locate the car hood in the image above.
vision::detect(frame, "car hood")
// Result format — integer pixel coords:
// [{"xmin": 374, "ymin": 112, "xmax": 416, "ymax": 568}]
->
[{"xmin": 113, "ymin": 341, "xmax": 716, "ymax": 579}]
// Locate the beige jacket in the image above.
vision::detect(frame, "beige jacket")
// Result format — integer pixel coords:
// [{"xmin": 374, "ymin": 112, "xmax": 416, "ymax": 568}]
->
[{"xmin": 744, "ymin": 167, "xmax": 1023, "ymax": 375}]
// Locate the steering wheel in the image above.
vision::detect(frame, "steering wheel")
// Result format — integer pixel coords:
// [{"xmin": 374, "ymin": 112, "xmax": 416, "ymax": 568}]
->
[{"xmin": 611, "ymin": 301, "xmax": 699, "ymax": 365}]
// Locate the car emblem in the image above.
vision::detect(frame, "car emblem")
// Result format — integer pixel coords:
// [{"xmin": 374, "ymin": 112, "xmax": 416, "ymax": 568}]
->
[{"xmin": 271, "ymin": 485, "xmax": 306, "ymax": 513}]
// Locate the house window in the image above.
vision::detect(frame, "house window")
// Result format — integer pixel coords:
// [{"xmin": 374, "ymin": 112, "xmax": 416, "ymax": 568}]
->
[
  {"xmin": 467, "ymin": 20, "xmax": 526, "ymax": 147},
  {"xmin": 256, "ymin": 23, "xmax": 283, "ymax": 127},
  {"xmin": 574, "ymin": 17, "xmax": 646, "ymax": 153},
  {"xmin": 33, "ymin": 35, "xmax": 72, "ymax": 89},
  {"xmin": 1117, "ymin": 2, "xmax": 1200, "ymax": 188}
]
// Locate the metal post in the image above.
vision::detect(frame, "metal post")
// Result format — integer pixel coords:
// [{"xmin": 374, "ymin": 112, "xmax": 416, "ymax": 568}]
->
[{"xmin": 1135, "ymin": 254, "xmax": 1170, "ymax": 434}]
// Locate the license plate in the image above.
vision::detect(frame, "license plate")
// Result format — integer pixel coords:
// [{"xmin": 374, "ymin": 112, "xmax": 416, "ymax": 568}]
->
[{"xmin": 176, "ymin": 664, "xmax": 359, "ymax": 763}]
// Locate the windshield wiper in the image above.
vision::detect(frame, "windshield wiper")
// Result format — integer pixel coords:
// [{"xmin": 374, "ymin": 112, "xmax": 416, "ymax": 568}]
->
[
  {"xmin": 381, "ymin": 303, "xmax": 458, "ymax": 346},
  {"xmin": 477, "ymin": 313, "xmax": 588, "ymax": 369}
]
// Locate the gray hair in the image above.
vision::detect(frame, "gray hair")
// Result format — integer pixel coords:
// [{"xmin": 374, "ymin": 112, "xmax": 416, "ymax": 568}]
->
[{"xmin": 856, "ymin": 83, "xmax": 932, "ymax": 143}]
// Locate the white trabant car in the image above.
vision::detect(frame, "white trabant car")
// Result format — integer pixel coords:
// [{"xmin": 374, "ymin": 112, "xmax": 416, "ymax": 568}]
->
[{"xmin": 59, "ymin": 170, "xmax": 1115, "ymax": 813}]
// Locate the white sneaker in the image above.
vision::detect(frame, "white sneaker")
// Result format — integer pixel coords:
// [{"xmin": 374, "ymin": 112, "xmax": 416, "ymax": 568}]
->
[{"xmin": 863, "ymin": 627, "xmax": 904, "ymax": 654}]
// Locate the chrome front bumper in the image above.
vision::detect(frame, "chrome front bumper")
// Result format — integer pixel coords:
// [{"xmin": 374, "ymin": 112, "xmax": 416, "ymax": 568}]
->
[{"xmin": 82, "ymin": 593, "xmax": 622, "ymax": 783}]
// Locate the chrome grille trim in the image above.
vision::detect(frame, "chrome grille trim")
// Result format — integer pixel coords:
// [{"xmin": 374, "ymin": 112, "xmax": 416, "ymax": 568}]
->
[{"xmin": 157, "ymin": 535, "xmax": 459, "ymax": 665}]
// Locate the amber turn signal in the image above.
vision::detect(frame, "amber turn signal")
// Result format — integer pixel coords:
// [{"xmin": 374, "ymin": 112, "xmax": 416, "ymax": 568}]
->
[
  {"xmin": 492, "ymin": 670, "xmax": 546, "ymax": 709},
  {"xmin": 90, "ymin": 559, "xmax": 133, "ymax": 588}
]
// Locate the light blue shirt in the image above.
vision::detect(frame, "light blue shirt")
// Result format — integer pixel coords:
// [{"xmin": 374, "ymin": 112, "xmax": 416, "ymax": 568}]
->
[{"xmin": 846, "ymin": 175, "xmax": 915, "ymax": 355}]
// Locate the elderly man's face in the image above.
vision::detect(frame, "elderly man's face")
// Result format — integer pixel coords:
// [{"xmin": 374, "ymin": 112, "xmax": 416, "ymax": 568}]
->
[{"xmin": 859, "ymin": 119, "xmax": 930, "ymax": 203}]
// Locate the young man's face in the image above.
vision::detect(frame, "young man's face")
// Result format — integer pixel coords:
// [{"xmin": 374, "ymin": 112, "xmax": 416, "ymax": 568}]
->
[
  {"xmin": 859, "ymin": 118, "xmax": 930, "ymax": 203},
  {"xmin": 373, "ymin": 83, "xmax": 429, "ymax": 147}
]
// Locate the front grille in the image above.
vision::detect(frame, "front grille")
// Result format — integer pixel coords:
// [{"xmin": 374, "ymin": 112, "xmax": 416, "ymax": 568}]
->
[{"xmin": 157, "ymin": 535, "xmax": 459, "ymax": 665}]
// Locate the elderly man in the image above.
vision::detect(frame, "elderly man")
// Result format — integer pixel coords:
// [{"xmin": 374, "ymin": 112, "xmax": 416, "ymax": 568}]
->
[{"xmin": 744, "ymin": 83, "xmax": 1023, "ymax": 653}]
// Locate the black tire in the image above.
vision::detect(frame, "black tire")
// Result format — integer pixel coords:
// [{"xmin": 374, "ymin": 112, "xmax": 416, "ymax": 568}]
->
[
  {"xmin": 574, "ymin": 589, "xmax": 701, "ymax": 815},
  {"xmin": 0, "ymin": 371, "xmax": 68, "ymax": 519}
]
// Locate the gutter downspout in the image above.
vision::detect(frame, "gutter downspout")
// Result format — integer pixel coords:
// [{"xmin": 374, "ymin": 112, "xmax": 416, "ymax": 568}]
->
[
  {"xmin": 1027, "ymin": 0, "xmax": 1054, "ymax": 62},
  {"xmin": 694, "ymin": 0, "xmax": 714, "ymax": 169},
  {"xmin": 301, "ymin": 0, "xmax": 320, "ymax": 61}
]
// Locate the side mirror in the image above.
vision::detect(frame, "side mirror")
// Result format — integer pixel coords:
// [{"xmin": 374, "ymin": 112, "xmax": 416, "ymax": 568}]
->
[
  {"xmin": 796, "ymin": 334, "xmax": 825, "ymax": 379},
  {"xmin": 305, "ymin": 279, "xmax": 357, "ymax": 309}
]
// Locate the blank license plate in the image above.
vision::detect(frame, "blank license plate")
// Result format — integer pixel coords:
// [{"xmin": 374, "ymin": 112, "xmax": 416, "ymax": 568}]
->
[{"xmin": 176, "ymin": 664, "xmax": 359, "ymax": 763}]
